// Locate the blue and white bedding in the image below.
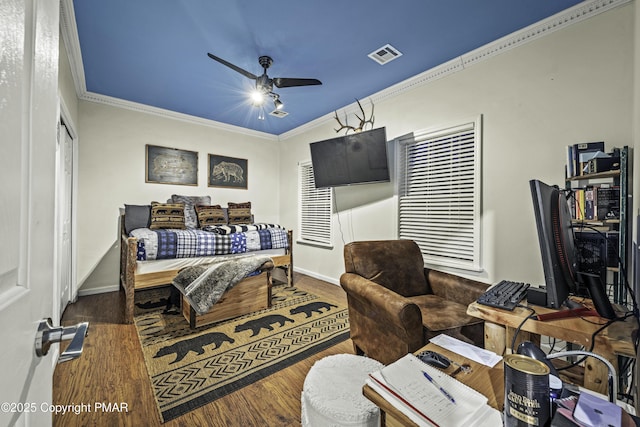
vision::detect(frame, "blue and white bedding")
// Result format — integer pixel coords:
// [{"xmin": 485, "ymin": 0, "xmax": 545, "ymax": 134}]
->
[{"xmin": 130, "ymin": 223, "xmax": 288, "ymax": 261}]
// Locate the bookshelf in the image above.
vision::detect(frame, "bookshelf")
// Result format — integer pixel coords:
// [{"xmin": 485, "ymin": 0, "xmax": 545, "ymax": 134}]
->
[{"xmin": 565, "ymin": 145, "xmax": 630, "ymax": 305}]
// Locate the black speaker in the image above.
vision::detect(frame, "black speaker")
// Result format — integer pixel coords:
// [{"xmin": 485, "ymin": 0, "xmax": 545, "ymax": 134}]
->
[{"xmin": 526, "ymin": 287, "xmax": 547, "ymax": 307}]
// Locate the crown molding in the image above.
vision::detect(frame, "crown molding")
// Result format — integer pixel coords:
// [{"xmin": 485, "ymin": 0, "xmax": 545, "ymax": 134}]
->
[
  {"xmin": 461, "ymin": 0, "xmax": 630, "ymax": 68},
  {"xmin": 281, "ymin": 0, "xmax": 630, "ymax": 140},
  {"xmin": 372, "ymin": 0, "xmax": 631, "ymax": 105},
  {"xmin": 60, "ymin": 0, "xmax": 630, "ymax": 141},
  {"xmin": 60, "ymin": 0, "xmax": 86, "ymax": 97},
  {"xmin": 80, "ymin": 91, "xmax": 279, "ymax": 140}
]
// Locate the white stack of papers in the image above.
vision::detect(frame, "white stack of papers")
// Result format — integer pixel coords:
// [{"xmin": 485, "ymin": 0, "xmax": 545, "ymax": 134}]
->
[
  {"xmin": 430, "ymin": 334, "xmax": 502, "ymax": 367},
  {"xmin": 366, "ymin": 354, "xmax": 502, "ymax": 427}
]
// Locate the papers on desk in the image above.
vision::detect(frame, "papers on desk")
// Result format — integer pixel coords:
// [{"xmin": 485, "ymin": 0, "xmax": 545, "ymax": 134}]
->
[
  {"xmin": 555, "ymin": 392, "xmax": 622, "ymax": 427},
  {"xmin": 430, "ymin": 334, "xmax": 502, "ymax": 367},
  {"xmin": 366, "ymin": 354, "xmax": 502, "ymax": 427},
  {"xmin": 573, "ymin": 392, "xmax": 622, "ymax": 427}
]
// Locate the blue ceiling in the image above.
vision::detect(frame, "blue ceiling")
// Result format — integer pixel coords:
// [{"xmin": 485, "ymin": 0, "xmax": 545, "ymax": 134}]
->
[{"xmin": 72, "ymin": 0, "xmax": 584, "ymax": 136}]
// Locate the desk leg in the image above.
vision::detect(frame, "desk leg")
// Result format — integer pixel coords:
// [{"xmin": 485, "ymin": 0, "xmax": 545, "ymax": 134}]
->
[
  {"xmin": 484, "ymin": 322, "xmax": 506, "ymax": 355},
  {"xmin": 505, "ymin": 327, "xmax": 540, "ymax": 354},
  {"xmin": 483, "ymin": 322, "xmax": 540, "ymax": 355}
]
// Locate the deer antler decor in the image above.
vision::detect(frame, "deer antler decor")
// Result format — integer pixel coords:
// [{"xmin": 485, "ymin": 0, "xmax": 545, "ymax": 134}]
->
[{"xmin": 334, "ymin": 99, "xmax": 375, "ymax": 134}]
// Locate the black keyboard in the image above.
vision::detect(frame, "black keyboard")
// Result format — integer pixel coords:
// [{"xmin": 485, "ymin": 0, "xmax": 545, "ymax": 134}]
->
[{"xmin": 477, "ymin": 280, "xmax": 530, "ymax": 311}]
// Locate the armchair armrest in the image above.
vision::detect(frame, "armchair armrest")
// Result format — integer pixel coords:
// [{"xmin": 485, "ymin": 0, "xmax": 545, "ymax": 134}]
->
[
  {"xmin": 425, "ymin": 269, "xmax": 489, "ymax": 307},
  {"xmin": 341, "ymin": 273, "xmax": 422, "ymax": 331},
  {"xmin": 340, "ymin": 272, "xmax": 423, "ymax": 364}
]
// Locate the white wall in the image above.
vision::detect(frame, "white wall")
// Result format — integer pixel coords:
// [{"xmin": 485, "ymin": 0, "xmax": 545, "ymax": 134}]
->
[
  {"xmin": 76, "ymin": 102, "xmax": 282, "ymax": 292},
  {"xmin": 280, "ymin": 4, "xmax": 635, "ymax": 286}
]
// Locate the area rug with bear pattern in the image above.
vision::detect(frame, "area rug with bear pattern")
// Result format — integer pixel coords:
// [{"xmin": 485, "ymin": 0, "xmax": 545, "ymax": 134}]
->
[{"xmin": 133, "ymin": 284, "xmax": 349, "ymax": 422}]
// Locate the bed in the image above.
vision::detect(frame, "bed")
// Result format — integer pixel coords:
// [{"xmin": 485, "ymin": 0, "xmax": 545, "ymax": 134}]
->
[{"xmin": 119, "ymin": 206, "xmax": 293, "ymax": 324}]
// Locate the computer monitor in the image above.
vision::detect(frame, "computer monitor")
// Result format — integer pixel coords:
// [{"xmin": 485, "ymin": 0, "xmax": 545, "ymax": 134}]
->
[
  {"xmin": 530, "ymin": 179, "xmax": 576, "ymax": 308},
  {"xmin": 529, "ymin": 179, "xmax": 616, "ymax": 318}
]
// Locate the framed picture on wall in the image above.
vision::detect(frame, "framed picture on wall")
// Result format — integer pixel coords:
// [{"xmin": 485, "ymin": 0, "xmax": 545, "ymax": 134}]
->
[
  {"xmin": 145, "ymin": 144, "xmax": 198, "ymax": 186},
  {"xmin": 208, "ymin": 154, "xmax": 248, "ymax": 189}
]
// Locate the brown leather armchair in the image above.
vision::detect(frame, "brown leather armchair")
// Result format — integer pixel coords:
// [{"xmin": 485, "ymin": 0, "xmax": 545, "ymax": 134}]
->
[{"xmin": 340, "ymin": 239, "xmax": 489, "ymax": 365}]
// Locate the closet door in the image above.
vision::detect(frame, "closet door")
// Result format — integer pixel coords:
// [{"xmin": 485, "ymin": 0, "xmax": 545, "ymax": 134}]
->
[{"xmin": 56, "ymin": 122, "xmax": 74, "ymax": 314}]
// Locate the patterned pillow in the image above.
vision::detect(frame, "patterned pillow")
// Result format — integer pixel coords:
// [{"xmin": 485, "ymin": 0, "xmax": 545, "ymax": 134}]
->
[
  {"xmin": 195, "ymin": 205, "xmax": 226, "ymax": 228},
  {"xmin": 227, "ymin": 202, "xmax": 252, "ymax": 225},
  {"xmin": 171, "ymin": 195, "xmax": 212, "ymax": 229},
  {"xmin": 150, "ymin": 202, "xmax": 185, "ymax": 230}
]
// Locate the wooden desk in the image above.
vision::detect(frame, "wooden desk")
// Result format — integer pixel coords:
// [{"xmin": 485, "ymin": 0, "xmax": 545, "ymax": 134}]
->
[
  {"xmin": 467, "ymin": 300, "xmax": 637, "ymax": 395},
  {"xmin": 363, "ymin": 343, "xmax": 504, "ymax": 427}
]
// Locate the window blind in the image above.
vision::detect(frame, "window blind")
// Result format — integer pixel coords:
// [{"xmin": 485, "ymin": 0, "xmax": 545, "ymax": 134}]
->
[
  {"xmin": 298, "ymin": 162, "xmax": 333, "ymax": 247},
  {"xmin": 397, "ymin": 118, "xmax": 482, "ymax": 271}
]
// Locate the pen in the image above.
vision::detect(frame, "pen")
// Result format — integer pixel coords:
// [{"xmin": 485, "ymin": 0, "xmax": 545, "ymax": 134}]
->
[{"xmin": 422, "ymin": 371, "xmax": 456, "ymax": 404}]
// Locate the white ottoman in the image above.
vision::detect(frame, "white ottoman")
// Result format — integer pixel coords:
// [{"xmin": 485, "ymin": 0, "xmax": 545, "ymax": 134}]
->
[{"xmin": 301, "ymin": 354, "xmax": 384, "ymax": 427}]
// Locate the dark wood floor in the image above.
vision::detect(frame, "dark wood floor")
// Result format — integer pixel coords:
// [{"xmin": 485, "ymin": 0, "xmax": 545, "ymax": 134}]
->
[{"xmin": 52, "ymin": 273, "xmax": 354, "ymax": 426}]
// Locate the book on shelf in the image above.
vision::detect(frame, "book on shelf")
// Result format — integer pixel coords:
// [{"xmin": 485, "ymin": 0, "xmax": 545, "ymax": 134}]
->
[
  {"xmin": 573, "ymin": 188, "xmax": 585, "ymax": 221},
  {"xmin": 569, "ymin": 185, "xmax": 620, "ymax": 221},
  {"xmin": 584, "ymin": 186, "xmax": 595, "ymax": 220},
  {"xmin": 595, "ymin": 186, "xmax": 620, "ymax": 220},
  {"xmin": 366, "ymin": 353, "xmax": 501, "ymax": 427}
]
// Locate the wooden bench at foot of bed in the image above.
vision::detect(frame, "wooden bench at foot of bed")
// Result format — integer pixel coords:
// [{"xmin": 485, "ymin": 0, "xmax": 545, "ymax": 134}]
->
[{"xmin": 182, "ymin": 269, "xmax": 273, "ymax": 329}]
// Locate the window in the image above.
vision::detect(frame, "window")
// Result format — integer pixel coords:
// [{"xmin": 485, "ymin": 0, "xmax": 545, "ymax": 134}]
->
[
  {"xmin": 298, "ymin": 161, "xmax": 333, "ymax": 247},
  {"xmin": 397, "ymin": 117, "xmax": 482, "ymax": 271}
]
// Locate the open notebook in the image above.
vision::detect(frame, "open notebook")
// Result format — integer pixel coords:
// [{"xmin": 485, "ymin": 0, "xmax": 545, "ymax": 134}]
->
[{"xmin": 366, "ymin": 354, "xmax": 502, "ymax": 427}]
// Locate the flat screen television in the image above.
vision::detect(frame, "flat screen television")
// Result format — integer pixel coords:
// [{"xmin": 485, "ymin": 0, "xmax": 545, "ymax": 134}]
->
[
  {"xmin": 309, "ymin": 127, "xmax": 389, "ymax": 189},
  {"xmin": 530, "ymin": 179, "xmax": 616, "ymax": 318}
]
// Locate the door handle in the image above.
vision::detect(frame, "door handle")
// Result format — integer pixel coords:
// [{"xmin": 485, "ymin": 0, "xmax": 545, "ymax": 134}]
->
[{"xmin": 35, "ymin": 318, "xmax": 89, "ymax": 363}]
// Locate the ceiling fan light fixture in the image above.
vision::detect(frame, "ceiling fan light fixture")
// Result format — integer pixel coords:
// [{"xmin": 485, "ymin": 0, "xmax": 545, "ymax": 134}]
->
[
  {"xmin": 273, "ymin": 96, "xmax": 284, "ymax": 110},
  {"xmin": 250, "ymin": 90, "xmax": 265, "ymax": 106}
]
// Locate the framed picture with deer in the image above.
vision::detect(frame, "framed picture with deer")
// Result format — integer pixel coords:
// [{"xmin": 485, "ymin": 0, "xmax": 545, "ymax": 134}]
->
[{"xmin": 208, "ymin": 154, "xmax": 248, "ymax": 189}]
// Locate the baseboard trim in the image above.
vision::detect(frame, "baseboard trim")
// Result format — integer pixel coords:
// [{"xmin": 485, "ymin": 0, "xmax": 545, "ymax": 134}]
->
[
  {"xmin": 77, "ymin": 284, "xmax": 120, "ymax": 297},
  {"xmin": 294, "ymin": 267, "xmax": 340, "ymax": 286}
]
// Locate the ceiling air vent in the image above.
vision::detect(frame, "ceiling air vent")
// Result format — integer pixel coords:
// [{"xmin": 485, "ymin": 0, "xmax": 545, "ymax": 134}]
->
[
  {"xmin": 368, "ymin": 44, "xmax": 403, "ymax": 65},
  {"xmin": 269, "ymin": 109, "xmax": 289, "ymax": 118}
]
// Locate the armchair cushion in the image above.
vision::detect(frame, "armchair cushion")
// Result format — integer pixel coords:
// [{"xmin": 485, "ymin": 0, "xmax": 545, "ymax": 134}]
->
[{"xmin": 408, "ymin": 295, "xmax": 481, "ymax": 332}]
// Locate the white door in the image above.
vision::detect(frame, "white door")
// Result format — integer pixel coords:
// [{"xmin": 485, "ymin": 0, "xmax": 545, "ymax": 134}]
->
[
  {"xmin": 56, "ymin": 122, "xmax": 74, "ymax": 315},
  {"xmin": 0, "ymin": 1, "xmax": 61, "ymax": 425}
]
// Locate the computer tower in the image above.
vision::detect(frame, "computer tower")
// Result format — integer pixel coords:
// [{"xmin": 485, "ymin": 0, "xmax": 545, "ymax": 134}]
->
[{"xmin": 574, "ymin": 231, "xmax": 618, "ymax": 298}]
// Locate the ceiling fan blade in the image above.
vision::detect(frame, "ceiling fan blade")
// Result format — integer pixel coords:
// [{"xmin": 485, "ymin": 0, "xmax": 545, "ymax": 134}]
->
[
  {"xmin": 207, "ymin": 53, "xmax": 258, "ymax": 80},
  {"xmin": 272, "ymin": 77, "xmax": 322, "ymax": 88}
]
